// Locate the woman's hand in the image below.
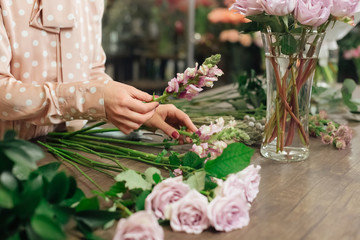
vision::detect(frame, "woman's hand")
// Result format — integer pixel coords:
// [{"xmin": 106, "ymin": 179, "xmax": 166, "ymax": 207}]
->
[
  {"xmin": 104, "ymin": 81, "xmax": 159, "ymax": 134},
  {"xmin": 144, "ymin": 104, "xmax": 198, "ymax": 142}
]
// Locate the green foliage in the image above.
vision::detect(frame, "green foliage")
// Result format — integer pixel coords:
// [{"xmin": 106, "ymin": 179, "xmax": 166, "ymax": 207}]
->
[
  {"xmin": 205, "ymin": 143, "xmax": 254, "ymax": 178},
  {"xmin": 341, "ymin": 78, "xmax": 359, "ymax": 112},
  {"xmin": 115, "ymin": 169, "xmax": 152, "ymax": 190},
  {"xmin": 236, "ymin": 70, "xmax": 266, "ymax": 109},
  {"xmin": 0, "ymin": 131, "xmax": 121, "ymax": 240}
]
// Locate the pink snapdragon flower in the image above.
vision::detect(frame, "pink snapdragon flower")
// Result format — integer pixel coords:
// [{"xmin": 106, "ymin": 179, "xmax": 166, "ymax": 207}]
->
[
  {"xmin": 294, "ymin": 0, "xmax": 333, "ymax": 27},
  {"xmin": 257, "ymin": 0, "xmax": 296, "ymax": 16},
  {"xmin": 167, "ymin": 189, "xmax": 210, "ymax": 234},
  {"xmin": 112, "ymin": 211, "xmax": 164, "ymax": 240},
  {"xmin": 196, "ymin": 117, "xmax": 225, "ymax": 140},
  {"xmin": 331, "ymin": 0, "xmax": 359, "ymax": 17},
  {"xmin": 181, "ymin": 84, "xmax": 203, "ymax": 100},
  {"xmin": 230, "ymin": 0, "xmax": 264, "ymax": 16},
  {"xmin": 145, "ymin": 176, "xmax": 190, "ymax": 220},
  {"xmin": 207, "ymin": 194, "xmax": 250, "ymax": 232},
  {"xmin": 191, "ymin": 143, "xmax": 209, "ymax": 158},
  {"xmin": 166, "ymin": 77, "xmax": 180, "ymax": 93}
]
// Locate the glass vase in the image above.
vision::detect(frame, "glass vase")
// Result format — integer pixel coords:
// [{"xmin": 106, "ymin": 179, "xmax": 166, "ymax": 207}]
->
[{"xmin": 260, "ymin": 32, "xmax": 325, "ymax": 162}]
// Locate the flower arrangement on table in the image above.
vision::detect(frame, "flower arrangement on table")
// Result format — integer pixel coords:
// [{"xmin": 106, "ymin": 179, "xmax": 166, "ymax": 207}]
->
[{"xmin": 229, "ymin": 0, "xmax": 359, "ymax": 161}]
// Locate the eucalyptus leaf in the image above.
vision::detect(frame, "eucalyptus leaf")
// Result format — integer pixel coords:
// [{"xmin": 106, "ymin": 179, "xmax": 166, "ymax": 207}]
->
[
  {"xmin": 205, "ymin": 143, "xmax": 253, "ymax": 178},
  {"xmin": 115, "ymin": 169, "xmax": 152, "ymax": 191}
]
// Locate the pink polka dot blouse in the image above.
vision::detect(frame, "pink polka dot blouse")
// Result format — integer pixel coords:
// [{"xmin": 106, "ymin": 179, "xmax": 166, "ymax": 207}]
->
[{"xmin": 0, "ymin": 0, "xmax": 113, "ymax": 139}]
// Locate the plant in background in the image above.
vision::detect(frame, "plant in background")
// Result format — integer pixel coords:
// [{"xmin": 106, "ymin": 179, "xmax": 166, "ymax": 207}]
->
[
  {"xmin": 0, "ymin": 131, "xmax": 119, "ymax": 240},
  {"xmin": 230, "ymin": 0, "xmax": 359, "ymax": 161}
]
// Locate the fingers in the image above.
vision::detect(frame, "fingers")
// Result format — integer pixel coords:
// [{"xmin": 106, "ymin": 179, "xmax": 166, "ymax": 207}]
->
[
  {"xmin": 171, "ymin": 108, "xmax": 198, "ymax": 133},
  {"xmin": 128, "ymin": 86, "xmax": 153, "ymax": 102},
  {"xmin": 128, "ymin": 99, "xmax": 159, "ymax": 114}
]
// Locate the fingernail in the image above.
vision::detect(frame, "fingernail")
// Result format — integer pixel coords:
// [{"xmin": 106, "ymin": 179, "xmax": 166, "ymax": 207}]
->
[{"xmin": 172, "ymin": 131, "xmax": 180, "ymax": 139}]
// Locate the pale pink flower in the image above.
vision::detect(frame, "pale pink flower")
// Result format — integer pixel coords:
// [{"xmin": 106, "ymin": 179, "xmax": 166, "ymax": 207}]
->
[
  {"xmin": 335, "ymin": 138, "xmax": 347, "ymax": 150},
  {"xmin": 335, "ymin": 125, "xmax": 353, "ymax": 144},
  {"xmin": 166, "ymin": 77, "xmax": 180, "ymax": 93},
  {"xmin": 326, "ymin": 122, "xmax": 337, "ymax": 133},
  {"xmin": 331, "ymin": 0, "xmax": 359, "ymax": 17},
  {"xmin": 318, "ymin": 110, "xmax": 328, "ymax": 120},
  {"xmin": 236, "ymin": 165, "xmax": 261, "ymax": 202},
  {"xmin": 294, "ymin": 0, "xmax": 332, "ymax": 27},
  {"xmin": 198, "ymin": 64, "xmax": 210, "ymax": 76},
  {"xmin": 320, "ymin": 132, "xmax": 334, "ymax": 145},
  {"xmin": 112, "ymin": 211, "xmax": 164, "ymax": 240},
  {"xmin": 257, "ymin": 0, "xmax": 296, "ymax": 16},
  {"xmin": 191, "ymin": 143, "xmax": 209, "ymax": 158},
  {"xmin": 214, "ymin": 174, "xmax": 247, "ymax": 199},
  {"xmin": 230, "ymin": 0, "xmax": 264, "ymax": 16},
  {"xmin": 198, "ymin": 76, "xmax": 218, "ymax": 88},
  {"xmin": 167, "ymin": 189, "xmax": 210, "ymax": 234},
  {"xmin": 208, "ymin": 141, "xmax": 228, "ymax": 159},
  {"xmin": 207, "ymin": 195, "xmax": 250, "ymax": 232},
  {"xmin": 145, "ymin": 176, "xmax": 190, "ymax": 220},
  {"xmin": 208, "ymin": 65, "xmax": 224, "ymax": 77},
  {"xmin": 181, "ymin": 84, "xmax": 203, "ymax": 100},
  {"xmin": 173, "ymin": 168, "xmax": 183, "ymax": 176},
  {"xmin": 184, "ymin": 64, "xmax": 198, "ymax": 82}
]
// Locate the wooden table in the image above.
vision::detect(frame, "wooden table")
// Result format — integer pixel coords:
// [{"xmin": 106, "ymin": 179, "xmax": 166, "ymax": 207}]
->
[{"xmin": 38, "ymin": 84, "xmax": 360, "ymax": 240}]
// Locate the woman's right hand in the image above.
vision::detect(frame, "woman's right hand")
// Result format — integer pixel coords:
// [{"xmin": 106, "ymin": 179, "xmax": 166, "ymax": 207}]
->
[{"xmin": 104, "ymin": 81, "xmax": 159, "ymax": 134}]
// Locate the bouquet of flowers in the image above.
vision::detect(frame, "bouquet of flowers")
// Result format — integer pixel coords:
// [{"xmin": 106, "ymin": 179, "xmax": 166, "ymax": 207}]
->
[{"xmin": 230, "ymin": 0, "xmax": 359, "ymax": 161}]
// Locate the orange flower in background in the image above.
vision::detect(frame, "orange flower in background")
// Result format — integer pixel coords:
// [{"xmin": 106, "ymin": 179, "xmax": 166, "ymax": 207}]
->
[
  {"xmin": 219, "ymin": 30, "xmax": 252, "ymax": 47},
  {"xmin": 208, "ymin": 8, "xmax": 250, "ymax": 24}
]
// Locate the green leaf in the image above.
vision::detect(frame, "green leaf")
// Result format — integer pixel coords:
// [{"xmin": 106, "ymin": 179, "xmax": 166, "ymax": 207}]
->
[
  {"xmin": 182, "ymin": 152, "xmax": 204, "ymax": 169},
  {"xmin": 105, "ymin": 182, "xmax": 126, "ymax": 197},
  {"xmin": 204, "ymin": 175, "xmax": 218, "ymax": 191},
  {"xmin": 115, "ymin": 170, "xmax": 152, "ymax": 191},
  {"xmin": 12, "ymin": 163, "xmax": 32, "ymax": 180},
  {"xmin": 16, "ymin": 175, "xmax": 43, "ymax": 217},
  {"xmin": 0, "ymin": 187, "xmax": 13, "ymax": 208},
  {"xmin": 153, "ymin": 173, "xmax": 161, "ymax": 184},
  {"xmin": 76, "ymin": 210, "xmax": 120, "ymax": 229},
  {"xmin": 61, "ymin": 188, "xmax": 85, "ymax": 207},
  {"xmin": 135, "ymin": 190, "xmax": 151, "ymax": 211},
  {"xmin": 31, "ymin": 214, "xmax": 66, "ymax": 240},
  {"xmin": 3, "ymin": 130, "xmax": 16, "ymax": 141},
  {"xmin": 47, "ymin": 172, "xmax": 70, "ymax": 204},
  {"xmin": 341, "ymin": 79, "xmax": 359, "ymax": 111},
  {"xmin": 76, "ymin": 197, "xmax": 100, "ymax": 212},
  {"xmin": 65, "ymin": 176, "xmax": 77, "ymax": 199},
  {"xmin": 185, "ymin": 171, "xmax": 206, "ymax": 191},
  {"xmin": 205, "ymin": 143, "xmax": 253, "ymax": 178},
  {"xmin": 169, "ymin": 154, "xmax": 181, "ymax": 166},
  {"xmin": 144, "ymin": 167, "xmax": 162, "ymax": 185},
  {"xmin": 3, "ymin": 147, "xmax": 38, "ymax": 170},
  {"xmin": 1, "ymin": 172, "xmax": 18, "ymax": 191},
  {"xmin": 280, "ymin": 34, "xmax": 297, "ymax": 55},
  {"xmin": 38, "ymin": 162, "xmax": 62, "ymax": 181}
]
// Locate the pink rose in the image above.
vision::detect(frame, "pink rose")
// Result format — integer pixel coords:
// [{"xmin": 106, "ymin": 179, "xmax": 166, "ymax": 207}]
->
[
  {"xmin": 167, "ymin": 189, "xmax": 210, "ymax": 234},
  {"xmin": 207, "ymin": 195, "xmax": 250, "ymax": 232},
  {"xmin": 230, "ymin": 0, "xmax": 264, "ymax": 16},
  {"xmin": 235, "ymin": 165, "xmax": 261, "ymax": 202},
  {"xmin": 145, "ymin": 176, "xmax": 190, "ymax": 220},
  {"xmin": 294, "ymin": 0, "xmax": 332, "ymax": 27},
  {"xmin": 331, "ymin": 0, "xmax": 359, "ymax": 17},
  {"xmin": 257, "ymin": 0, "xmax": 296, "ymax": 16},
  {"xmin": 214, "ymin": 174, "xmax": 247, "ymax": 200},
  {"xmin": 112, "ymin": 211, "xmax": 164, "ymax": 240}
]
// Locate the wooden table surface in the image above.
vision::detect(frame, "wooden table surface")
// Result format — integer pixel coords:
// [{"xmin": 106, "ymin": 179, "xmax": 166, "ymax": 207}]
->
[{"xmin": 38, "ymin": 85, "xmax": 360, "ymax": 240}]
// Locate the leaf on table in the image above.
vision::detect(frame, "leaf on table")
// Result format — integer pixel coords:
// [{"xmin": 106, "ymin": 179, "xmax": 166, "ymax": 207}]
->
[
  {"xmin": 204, "ymin": 143, "xmax": 253, "ymax": 178},
  {"xmin": 31, "ymin": 214, "xmax": 66, "ymax": 240},
  {"xmin": 115, "ymin": 169, "xmax": 152, "ymax": 191}
]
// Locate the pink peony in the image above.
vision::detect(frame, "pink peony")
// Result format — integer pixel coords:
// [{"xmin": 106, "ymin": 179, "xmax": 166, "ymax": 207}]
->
[
  {"xmin": 207, "ymin": 195, "xmax": 250, "ymax": 232},
  {"xmin": 257, "ymin": 0, "xmax": 296, "ymax": 16},
  {"xmin": 331, "ymin": 0, "xmax": 359, "ymax": 17},
  {"xmin": 294, "ymin": 0, "xmax": 332, "ymax": 27},
  {"xmin": 167, "ymin": 189, "xmax": 210, "ymax": 234},
  {"xmin": 145, "ymin": 176, "xmax": 190, "ymax": 220},
  {"xmin": 112, "ymin": 211, "xmax": 164, "ymax": 240},
  {"xmin": 235, "ymin": 165, "xmax": 261, "ymax": 202},
  {"xmin": 230, "ymin": 0, "xmax": 264, "ymax": 16}
]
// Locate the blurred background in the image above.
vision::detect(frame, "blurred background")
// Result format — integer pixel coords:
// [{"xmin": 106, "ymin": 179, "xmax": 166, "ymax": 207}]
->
[{"xmin": 102, "ymin": 0, "xmax": 360, "ymax": 94}]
